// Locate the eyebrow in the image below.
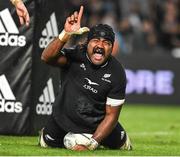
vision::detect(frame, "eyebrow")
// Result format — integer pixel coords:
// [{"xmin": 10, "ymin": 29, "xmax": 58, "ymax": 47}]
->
[{"xmin": 92, "ymin": 37, "xmax": 111, "ymax": 42}]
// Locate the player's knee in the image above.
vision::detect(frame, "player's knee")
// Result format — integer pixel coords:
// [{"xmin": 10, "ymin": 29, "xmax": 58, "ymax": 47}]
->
[
  {"xmin": 120, "ymin": 133, "xmax": 133, "ymax": 150},
  {"xmin": 38, "ymin": 128, "xmax": 48, "ymax": 148},
  {"xmin": 38, "ymin": 127, "xmax": 64, "ymax": 148}
]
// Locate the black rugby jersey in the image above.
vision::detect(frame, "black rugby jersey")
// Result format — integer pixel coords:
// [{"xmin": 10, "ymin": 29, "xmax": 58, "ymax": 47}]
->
[{"xmin": 53, "ymin": 45, "xmax": 126, "ymax": 133}]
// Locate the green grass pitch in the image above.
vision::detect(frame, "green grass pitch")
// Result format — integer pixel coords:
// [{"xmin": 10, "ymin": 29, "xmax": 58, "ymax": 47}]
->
[{"xmin": 0, "ymin": 104, "xmax": 180, "ymax": 156}]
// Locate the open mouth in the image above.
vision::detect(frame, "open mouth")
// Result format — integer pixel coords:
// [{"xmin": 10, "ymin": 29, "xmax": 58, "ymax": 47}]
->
[{"xmin": 93, "ymin": 47, "xmax": 105, "ymax": 61}]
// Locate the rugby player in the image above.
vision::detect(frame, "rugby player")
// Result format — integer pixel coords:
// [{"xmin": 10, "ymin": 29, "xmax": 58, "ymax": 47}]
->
[{"xmin": 39, "ymin": 6, "xmax": 132, "ymax": 151}]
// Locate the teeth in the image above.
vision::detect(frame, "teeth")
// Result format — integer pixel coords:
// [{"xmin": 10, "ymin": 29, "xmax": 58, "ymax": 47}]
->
[{"xmin": 94, "ymin": 53, "xmax": 103, "ymax": 60}]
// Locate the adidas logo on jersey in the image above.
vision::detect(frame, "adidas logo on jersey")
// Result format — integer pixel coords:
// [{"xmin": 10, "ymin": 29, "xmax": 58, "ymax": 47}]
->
[
  {"xmin": 36, "ymin": 78, "xmax": 55, "ymax": 115},
  {"xmin": 39, "ymin": 12, "xmax": 58, "ymax": 48},
  {"xmin": 0, "ymin": 8, "xmax": 26, "ymax": 47},
  {"xmin": 0, "ymin": 74, "xmax": 23, "ymax": 113}
]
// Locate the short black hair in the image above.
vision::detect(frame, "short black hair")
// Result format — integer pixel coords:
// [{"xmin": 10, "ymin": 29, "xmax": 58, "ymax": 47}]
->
[{"xmin": 87, "ymin": 24, "xmax": 115, "ymax": 44}]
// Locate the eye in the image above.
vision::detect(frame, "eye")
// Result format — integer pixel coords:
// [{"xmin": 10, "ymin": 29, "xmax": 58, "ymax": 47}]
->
[{"xmin": 103, "ymin": 40, "xmax": 112, "ymax": 46}]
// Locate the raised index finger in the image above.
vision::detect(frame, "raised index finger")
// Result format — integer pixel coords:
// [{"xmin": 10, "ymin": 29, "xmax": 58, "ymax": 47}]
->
[{"xmin": 77, "ymin": 6, "xmax": 84, "ymax": 23}]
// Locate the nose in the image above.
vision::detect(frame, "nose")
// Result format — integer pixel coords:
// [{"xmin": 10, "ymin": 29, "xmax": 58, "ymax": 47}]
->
[{"xmin": 97, "ymin": 40, "xmax": 104, "ymax": 48}]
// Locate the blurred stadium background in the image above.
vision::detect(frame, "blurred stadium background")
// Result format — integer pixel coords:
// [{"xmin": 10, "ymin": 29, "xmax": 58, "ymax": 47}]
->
[{"xmin": 0, "ymin": 0, "xmax": 180, "ymax": 154}]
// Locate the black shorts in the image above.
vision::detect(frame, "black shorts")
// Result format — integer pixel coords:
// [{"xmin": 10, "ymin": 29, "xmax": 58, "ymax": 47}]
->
[{"xmin": 42, "ymin": 116, "xmax": 127, "ymax": 149}]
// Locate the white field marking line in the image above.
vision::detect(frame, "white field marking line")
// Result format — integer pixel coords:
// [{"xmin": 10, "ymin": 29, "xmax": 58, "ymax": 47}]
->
[{"xmin": 129, "ymin": 131, "xmax": 174, "ymax": 136}]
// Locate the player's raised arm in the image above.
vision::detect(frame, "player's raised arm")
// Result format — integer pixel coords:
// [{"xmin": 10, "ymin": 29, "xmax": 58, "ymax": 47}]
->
[
  {"xmin": 41, "ymin": 6, "xmax": 89, "ymax": 66},
  {"xmin": 10, "ymin": 0, "xmax": 30, "ymax": 26}
]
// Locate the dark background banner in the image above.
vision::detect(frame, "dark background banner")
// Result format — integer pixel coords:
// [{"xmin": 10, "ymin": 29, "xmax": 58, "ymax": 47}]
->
[
  {"xmin": 0, "ymin": 0, "xmax": 35, "ymax": 134},
  {"xmin": 30, "ymin": 0, "xmax": 66, "ymax": 134}
]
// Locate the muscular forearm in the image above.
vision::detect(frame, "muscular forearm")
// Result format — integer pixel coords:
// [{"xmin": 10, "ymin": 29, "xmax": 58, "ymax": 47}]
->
[
  {"xmin": 41, "ymin": 30, "xmax": 71, "ymax": 65},
  {"xmin": 92, "ymin": 114, "xmax": 118, "ymax": 143},
  {"xmin": 92, "ymin": 105, "xmax": 121, "ymax": 143},
  {"xmin": 41, "ymin": 37, "xmax": 65, "ymax": 62}
]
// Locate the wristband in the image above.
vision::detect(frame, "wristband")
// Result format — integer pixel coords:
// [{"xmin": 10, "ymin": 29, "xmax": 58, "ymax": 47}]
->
[
  {"xmin": 58, "ymin": 30, "xmax": 71, "ymax": 43},
  {"xmin": 10, "ymin": 0, "xmax": 22, "ymax": 6}
]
